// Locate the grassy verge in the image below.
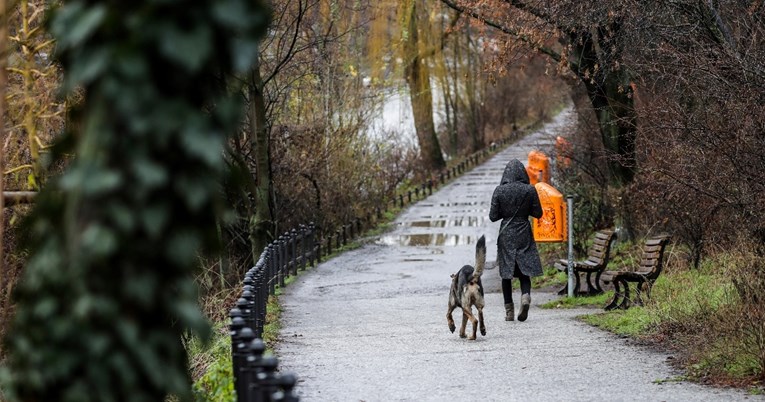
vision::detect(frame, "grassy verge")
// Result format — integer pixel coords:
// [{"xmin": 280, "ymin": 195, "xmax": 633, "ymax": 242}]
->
[
  {"xmin": 541, "ymin": 291, "xmax": 613, "ymax": 309},
  {"xmin": 580, "ymin": 304, "xmax": 655, "ymax": 337},
  {"xmin": 190, "ymin": 273, "xmax": 300, "ymax": 401},
  {"xmin": 573, "ymin": 247, "xmax": 765, "ymax": 390},
  {"xmin": 189, "ymin": 325, "xmax": 235, "ymax": 401}
]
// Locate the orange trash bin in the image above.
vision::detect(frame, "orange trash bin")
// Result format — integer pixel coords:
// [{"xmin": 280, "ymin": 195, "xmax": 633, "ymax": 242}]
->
[
  {"xmin": 533, "ymin": 182, "xmax": 567, "ymax": 242},
  {"xmin": 527, "ymin": 150, "xmax": 550, "ymax": 185}
]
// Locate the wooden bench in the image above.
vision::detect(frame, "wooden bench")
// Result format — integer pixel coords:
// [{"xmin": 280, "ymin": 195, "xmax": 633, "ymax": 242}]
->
[
  {"xmin": 554, "ymin": 229, "xmax": 616, "ymax": 295},
  {"xmin": 602, "ymin": 234, "xmax": 671, "ymax": 310}
]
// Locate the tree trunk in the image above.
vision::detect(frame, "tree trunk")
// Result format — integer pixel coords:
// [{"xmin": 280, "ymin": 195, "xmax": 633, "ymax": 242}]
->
[
  {"xmin": 448, "ymin": 30, "xmax": 461, "ymax": 156},
  {"xmin": 569, "ymin": 27, "xmax": 636, "ymax": 186},
  {"xmin": 404, "ymin": 0, "xmax": 445, "ymax": 171},
  {"xmin": 0, "ymin": 0, "xmax": 7, "ymax": 325},
  {"xmin": 583, "ymin": 75, "xmax": 636, "ymax": 186},
  {"xmin": 464, "ymin": 25, "xmax": 484, "ymax": 152},
  {"xmin": 248, "ymin": 47, "xmax": 275, "ymax": 260},
  {"xmin": 440, "ymin": 74, "xmax": 455, "ymax": 155}
]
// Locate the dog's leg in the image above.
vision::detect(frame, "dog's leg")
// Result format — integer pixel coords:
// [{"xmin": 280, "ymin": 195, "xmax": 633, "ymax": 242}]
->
[
  {"xmin": 461, "ymin": 307, "xmax": 478, "ymax": 340},
  {"xmin": 475, "ymin": 297, "xmax": 486, "ymax": 336},
  {"xmin": 459, "ymin": 312, "xmax": 468, "ymax": 338},
  {"xmin": 478, "ymin": 306, "xmax": 486, "ymax": 336},
  {"xmin": 446, "ymin": 304, "xmax": 456, "ymax": 333}
]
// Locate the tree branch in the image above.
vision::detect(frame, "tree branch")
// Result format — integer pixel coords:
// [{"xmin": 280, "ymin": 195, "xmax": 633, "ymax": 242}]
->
[
  {"xmin": 264, "ymin": 0, "xmax": 308, "ymax": 86},
  {"xmin": 500, "ymin": 0, "xmax": 556, "ymax": 27},
  {"xmin": 439, "ymin": 0, "xmax": 562, "ymax": 63},
  {"xmin": 418, "ymin": 11, "xmax": 461, "ymax": 60}
]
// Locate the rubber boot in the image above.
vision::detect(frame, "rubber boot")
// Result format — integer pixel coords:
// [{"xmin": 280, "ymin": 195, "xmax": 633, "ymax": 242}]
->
[
  {"xmin": 504, "ymin": 303, "xmax": 514, "ymax": 321},
  {"xmin": 518, "ymin": 294, "xmax": 531, "ymax": 322}
]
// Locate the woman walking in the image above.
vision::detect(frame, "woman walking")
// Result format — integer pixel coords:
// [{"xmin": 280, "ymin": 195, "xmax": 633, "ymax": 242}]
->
[{"xmin": 489, "ymin": 159, "xmax": 543, "ymax": 321}]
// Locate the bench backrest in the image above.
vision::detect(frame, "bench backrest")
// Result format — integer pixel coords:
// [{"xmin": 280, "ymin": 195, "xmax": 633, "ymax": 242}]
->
[
  {"xmin": 636, "ymin": 235, "xmax": 671, "ymax": 280},
  {"xmin": 585, "ymin": 230, "xmax": 616, "ymax": 268}
]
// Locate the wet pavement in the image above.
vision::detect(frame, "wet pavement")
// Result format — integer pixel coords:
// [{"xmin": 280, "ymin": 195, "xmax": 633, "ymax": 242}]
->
[{"xmin": 275, "ymin": 108, "xmax": 760, "ymax": 401}]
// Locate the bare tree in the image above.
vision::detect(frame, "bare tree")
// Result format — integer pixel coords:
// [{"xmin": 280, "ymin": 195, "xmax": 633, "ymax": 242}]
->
[{"xmin": 441, "ymin": 0, "xmax": 638, "ymax": 185}]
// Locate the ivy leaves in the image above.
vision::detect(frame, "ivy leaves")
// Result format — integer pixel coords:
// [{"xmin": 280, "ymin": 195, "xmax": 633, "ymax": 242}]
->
[{"xmin": 2, "ymin": 1, "xmax": 269, "ymax": 401}]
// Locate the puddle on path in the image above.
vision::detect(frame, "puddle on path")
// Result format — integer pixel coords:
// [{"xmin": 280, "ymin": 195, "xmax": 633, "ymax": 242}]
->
[
  {"xmin": 437, "ymin": 202, "xmax": 488, "ymax": 207},
  {"xmin": 444, "ymin": 209, "xmax": 488, "ymax": 214},
  {"xmin": 377, "ymin": 234, "xmax": 477, "ymax": 246},
  {"xmin": 397, "ymin": 217, "xmax": 486, "ymax": 228}
]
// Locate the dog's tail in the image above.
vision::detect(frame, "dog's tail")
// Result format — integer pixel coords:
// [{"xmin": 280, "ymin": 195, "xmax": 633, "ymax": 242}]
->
[{"xmin": 472, "ymin": 235, "xmax": 486, "ymax": 281}]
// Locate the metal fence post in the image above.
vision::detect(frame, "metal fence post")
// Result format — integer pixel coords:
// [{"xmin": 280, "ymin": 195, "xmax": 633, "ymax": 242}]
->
[
  {"xmin": 244, "ymin": 338, "xmax": 266, "ymax": 402},
  {"xmin": 234, "ymin": 327, "xmax": 255, "ymax": 401},
  {"xmin": 267, "ymin": 245, "xmax": 276, "ymax": 295},
  {"xmin": 567, "ymin": 196, "xmax": 575, "ymax": 298},
  {"xmin": 308, "ymin": 223, "xmax": 316, "ymax": 266},
  {"xmin": 236, "ymin": 297, "xmax": 251, "ymax": 330},
  {"xmin": 299, "ymin": 224, "xmax": 307, "ymax": 271},
  {"xmin": 313, "ymin": 224, "xmax": 321, "ymax": 264},
  {"xmin": 290, "ymin": 229, "xmax": 298, "ymax": 276},
  {"xmin": 252, "ymin": 356, "xmax": 279, "ymax": 401},
  {"xmin": 278, "ymin": 236, "xmax": 286, "ymax": 287},
  {"xmin": 242, "ymin": 287, "xmax": 255, "ymax": 330},
  {"xmin": 229, "ymin": 313, "xmax": 245, "ymax": 401},
  {"xmin": 254, "ymin": 268, "xmax": 265, "ymax": 338}
]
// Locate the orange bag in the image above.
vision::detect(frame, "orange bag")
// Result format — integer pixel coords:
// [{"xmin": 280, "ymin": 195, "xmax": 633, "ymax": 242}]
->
[{"xmin": 532, "ymin": 182, "xmax": 567, "ymax": 242}]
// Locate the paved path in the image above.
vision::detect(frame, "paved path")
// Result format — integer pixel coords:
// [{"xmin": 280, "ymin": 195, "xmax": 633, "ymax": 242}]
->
[{"xmin": 275, "ymin": 109, "xmax": 760, "ymax": 401}]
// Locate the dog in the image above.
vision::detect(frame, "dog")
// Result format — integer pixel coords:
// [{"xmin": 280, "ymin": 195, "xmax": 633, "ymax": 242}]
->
[{"xmin": 447, "ymin": 235, "xmax": 486, "ymax": 340}]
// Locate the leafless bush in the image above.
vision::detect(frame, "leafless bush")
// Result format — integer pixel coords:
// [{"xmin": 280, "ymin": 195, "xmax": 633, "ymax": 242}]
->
[
  {"xmin": 480, "ymin": 55, "xmax": 568, "ymax": 144},
  {"xmin": 648, "ymin": 243, "xmax": 764, "ymax": 383},
  {"xmin": 550, "ymin": 89, "xmax": 614, "ymax": 254},
  {"xmin": 729, "ymin": 242, "xmax": 765, "ymax": 379},
  {"xmin": 623, "ymin": 0, "xmax": 765, "ymax": 261},
  {"xmin": 271, "ymin": 123, "xmax": 418, "ymax": 235}
]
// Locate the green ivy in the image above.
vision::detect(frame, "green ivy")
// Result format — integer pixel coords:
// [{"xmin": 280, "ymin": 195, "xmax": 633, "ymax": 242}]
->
[
  {"xmin": 1, "ymin": 1, "xmax": 269, "ymax": 401},
  {"xmin": 192, "ymin": 334, "xmax": 235, "ymax": 402}
]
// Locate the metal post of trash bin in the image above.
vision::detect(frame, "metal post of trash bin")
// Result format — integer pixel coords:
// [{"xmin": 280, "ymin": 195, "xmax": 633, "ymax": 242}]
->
[{"xmin": 567, "ymin": 196, "xmax": 574, "ymax": 298}]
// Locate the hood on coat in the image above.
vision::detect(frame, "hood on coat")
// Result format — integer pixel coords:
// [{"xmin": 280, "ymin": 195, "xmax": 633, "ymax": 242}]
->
[{"xmin": 500, "ymin": 159, "xmax": 530, "ymax": 185}]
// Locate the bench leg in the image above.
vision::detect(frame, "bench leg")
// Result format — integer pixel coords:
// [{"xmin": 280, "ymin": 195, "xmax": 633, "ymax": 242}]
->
[
  {"xmin": 573, "ymin": 271, "xmax": 582, "ymax": 295},
  {"xmin": 594, "ymin": 271, "xmax": 605, "ymax": 294},
  {"xmin": 557, "ymin": 271, "xmax": 583, "ymax": 296},
  {"xmin": 618, "ymin": 279, "xmax": 632, "ymax": 309},
  {"xmin": 584, "ymin": 272, "xmax": 602, "ymax": 295},
  {"xmin": 557, "ymin": 283, "xmax": 568, "ymax": 296},
  {"xmin": 604, "ymin": 279, "xmax": 623, "ymax": 310}
]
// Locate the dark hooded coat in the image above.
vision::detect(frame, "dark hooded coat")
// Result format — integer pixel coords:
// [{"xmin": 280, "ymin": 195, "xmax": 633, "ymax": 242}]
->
[{"xmin": 489, "ymin": 159, "xmax": 544, "ymax": 279}]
